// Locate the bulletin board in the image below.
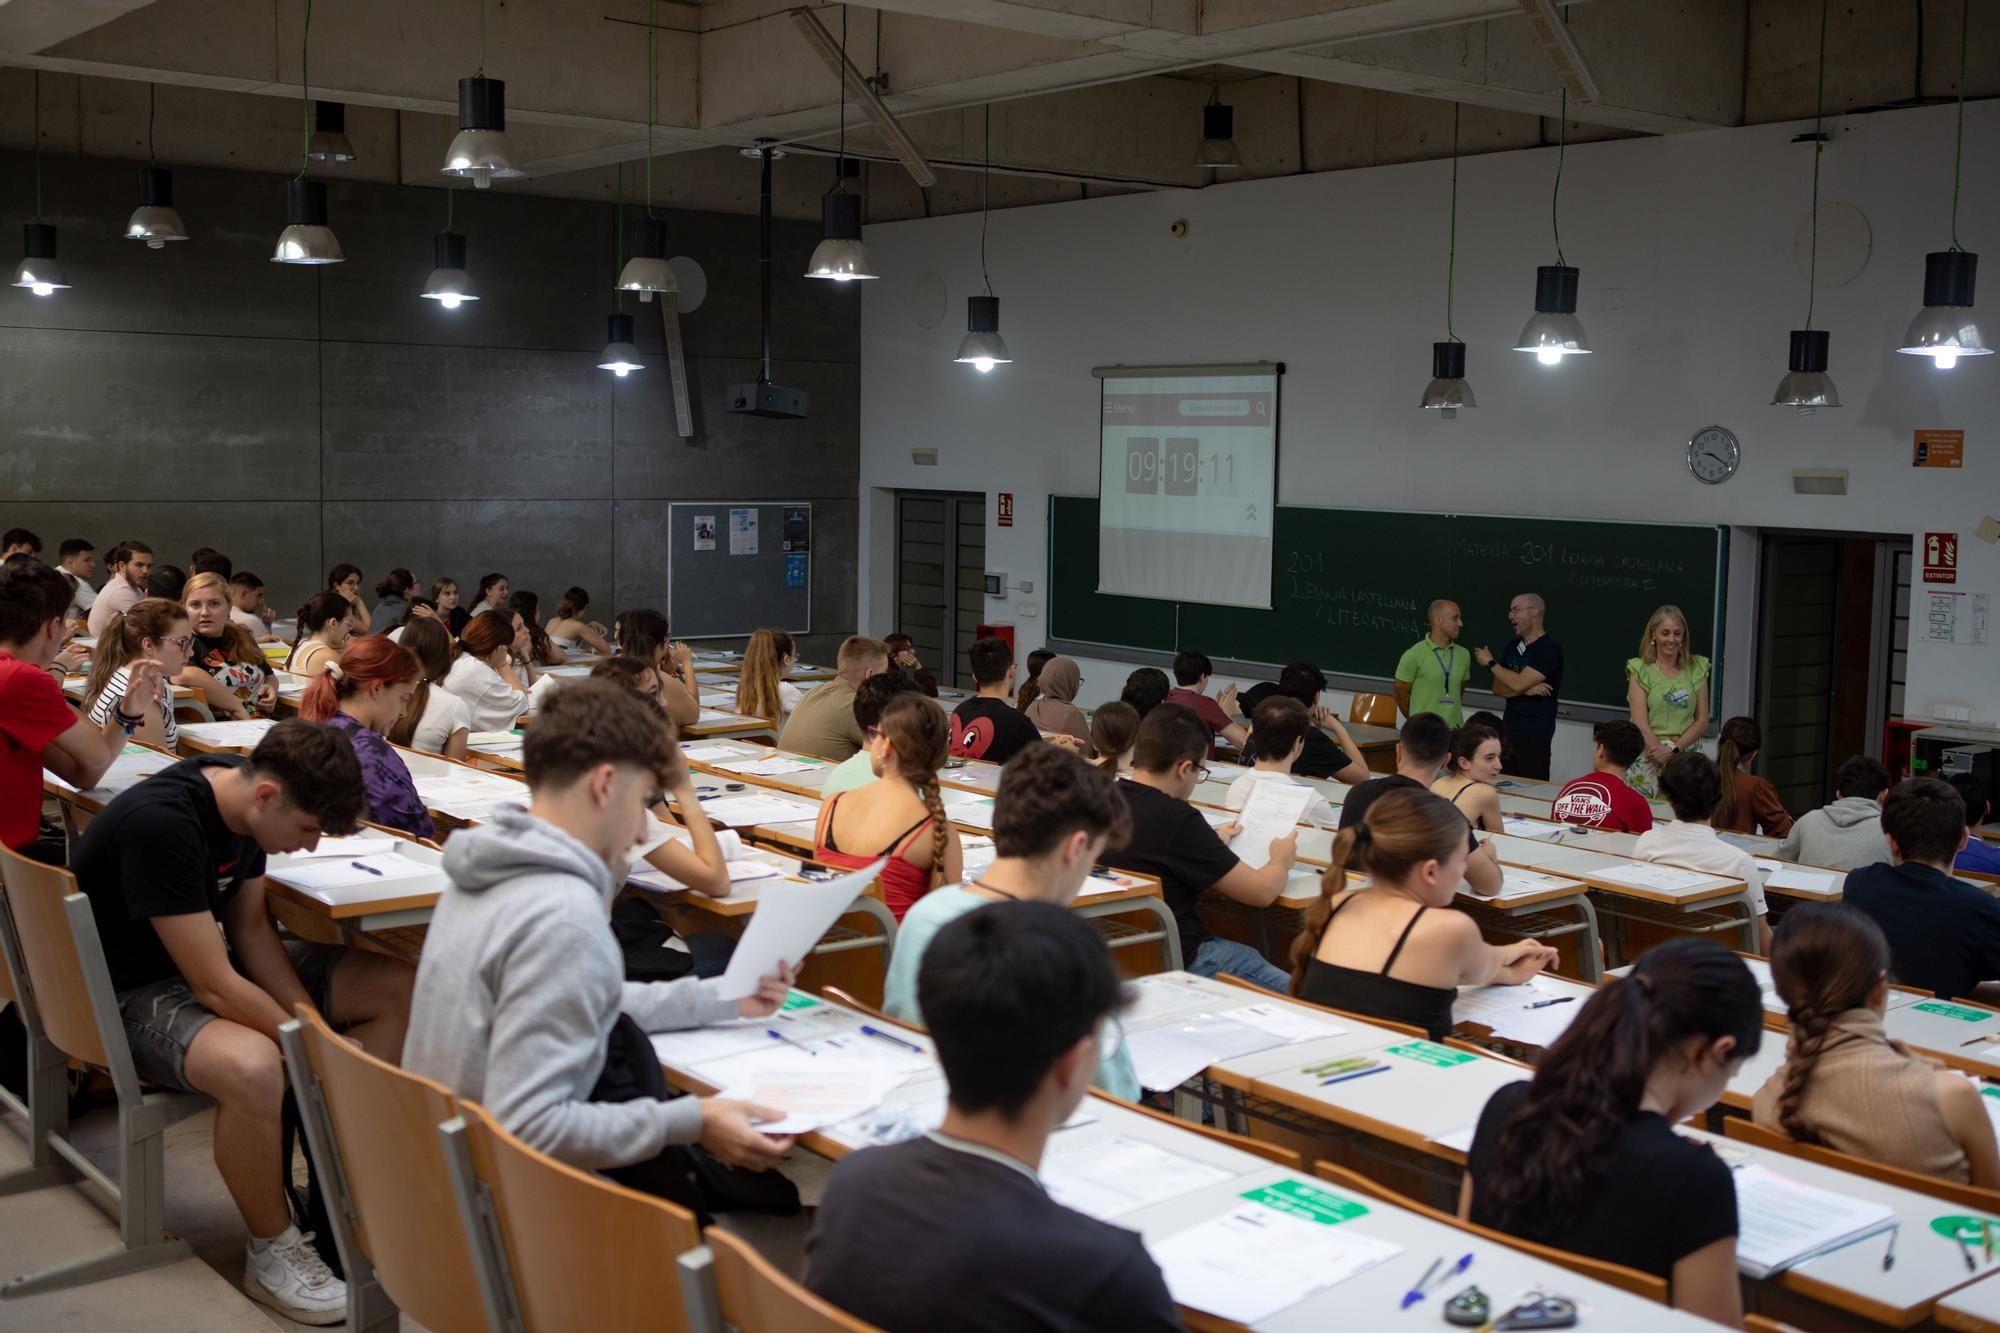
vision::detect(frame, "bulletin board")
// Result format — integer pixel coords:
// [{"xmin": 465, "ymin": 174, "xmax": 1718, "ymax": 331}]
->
[{"xmin": 666, "ymin": 501, "xmax": 813, "ymax": 639}]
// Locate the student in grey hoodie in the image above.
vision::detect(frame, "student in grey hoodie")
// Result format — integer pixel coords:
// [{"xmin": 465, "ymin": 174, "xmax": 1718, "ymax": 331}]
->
[
  {"xmin": 1777, "ymin": 755, "xmax": 1894, "ymax": 872},
  {"xmin": 403, "ymin": 679, "xmax": 795, "ymax": 1178}
]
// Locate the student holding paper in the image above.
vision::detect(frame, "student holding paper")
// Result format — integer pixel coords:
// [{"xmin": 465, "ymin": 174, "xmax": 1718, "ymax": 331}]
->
[
  {"xmin": 1754, "ymin": 903, "xmax": 2000, "ymax": 1187},
  {"xmin": 814, "ymin": 693, "xmax": 962, "ymax": 920},
  {"xmin": 884, "ymin": 745, "xmax": 1138, "ymax": 1096},
  {"xmin": 1290, "ymin": 789, "xmax": 1557, "ymax": 1039},
  {"xmin": 1429, "ymin": 721, "xmax": 1504, "ymax": 833},
  {"xmin": 807, "ymin": 903, "xmax": 1177, "ymax": 1332},
  {"xmin": 1225, "ymin": 698, "xmax": 1339, "ymax": 827},
  {"xmin": 1634, "ymin": 751, "xmax": 1771, "ymax": 952},
  {"xmin": 296, "ymin": 635, "xmax": 434, "ymax": 840},
  {"xmin": 1463, "ymin": 939, "xmax": 1761, "ymax": 1325},
  {"xmin": 403, "ymin": 680, "xmax": 798, "ymax": 1202}
]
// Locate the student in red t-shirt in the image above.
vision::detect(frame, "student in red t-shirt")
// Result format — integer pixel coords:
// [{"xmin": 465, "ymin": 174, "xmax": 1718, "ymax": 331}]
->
[
  {"xmin": 0, "ymin": 556, "xmax": 168, "ymax": 853},
  {"xmin": 1552, "ymin": 720, "xmax": 1656, "ymax": 833},
  {"xmin": 1163, "ymin": 650, "xmax": 1249, "ymax": 753}
]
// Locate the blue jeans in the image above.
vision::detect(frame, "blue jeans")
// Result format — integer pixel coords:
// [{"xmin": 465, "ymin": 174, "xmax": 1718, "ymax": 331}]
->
[{"xmin": 1189, "ymin": 938, "xmax": 1290, "ymax": 992}]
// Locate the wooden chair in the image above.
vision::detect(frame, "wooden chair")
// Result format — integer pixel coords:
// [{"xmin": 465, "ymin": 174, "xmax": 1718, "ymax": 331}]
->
[
  {"xmin": 279, "ymin": 1004, "xmax": 485, "ymax": 1333},
  {"xmin": 681, "ymin": 1225, "xmax": 884, "ymax": 1333},
  {"xmin": 1722, "ymin": 1117, "xmax": 2000, "ymax": 1211},
  {"xmin": 1349, "ymin": 693, "xmax": 1397, "ymax": 727},
  {"xmin": 820, "ymin": 984, "xmax": 895, "ymax": 1024},
  {"xmin": 0, "ymin": 845, "xmax": 214, "ymax": 1295},
  {"xmin": 439, "ymin": 1100, "xmax": 704, "ymax": 1333},
  {"xmin": 1311, "ymin": 1160, "xmax": 1669, "ymax": 1303}
]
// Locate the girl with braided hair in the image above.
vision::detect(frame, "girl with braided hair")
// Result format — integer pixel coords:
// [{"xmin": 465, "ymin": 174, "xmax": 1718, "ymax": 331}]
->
[
  {"xmin": 813, "ymin": 692, "xmax": 962, "ymax": 921},
  {"xmin": 1752, "ymin": 903, "xmax": 2000, "ymax": 1186},
  {"xmin": 1288, "ymin": 787, "xmax": 1556, "ymax": 1038}
]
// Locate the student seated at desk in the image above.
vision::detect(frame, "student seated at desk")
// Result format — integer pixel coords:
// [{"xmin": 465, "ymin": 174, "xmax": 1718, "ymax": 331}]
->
[
  {"xmin": 1715, "ymin": 716, "xmax": 1793, "ymax": 837},
  {"xmin": 228, "ymin": 571, "xmax": 277, "ymax": 642},
  {"xmin": 286, "ymin": 592, "xmax": 354, "ymax": 680},
  {"xmin": 146, "ymin": 562, "xmax": 188, "ymax": 602},
  {"xmin": 613, "ymin": 608, "xmax": 700, "ymax": 729},
  {"xmin": 1119, "ymin": 665, "xmax": 1170, "ymax": 719},
  {"xmin": 297, "ymin": 636, "xmax": 434, "ymax": 840},
  {"xmin": 1634, "ymin": 751, "xmax": 1771, "ymax": 952},
  {"xmin": 1290, "ymin": 789, "xmax": 1556, "ymax": 1039},
  {"xmin": 1341, "ymin": 713, "xmax": 1503, "ymax": 896},
  {"xmin": 327, "ymin": 562, "xmax": 369, "ymax": 628},
  {"xmin": 442, "ymin": 608, "xmax": 532, "ymax": 733},
  {"xmin": 807, "ymin": 903, "xmax": 1177, "ymax": 1332},
  {"xmin": 546, "ymin": 586, "xmax": 612, "ymax": 656},
  {"xmin": 1464, "ymin": 939, "xmax": 1759, "ymax": 1327},
  {"xmin": 83, "ymin": 597, "xmax": 194, "ymax": 749},
  {"xmin": 1012, "ymin": 647, "xmax": 1055, "ymax": 713},
  {"xmin": 779, "ymin": 633, "xmax": 887, "ymax": 762},
  {"xmin": 733, "ymin": 627, "xmax": 803, "ymax": 724},
  {"xmin": 1165, "ymin": 649, "xmax": 1248, "ymax": 753},
  {"xmin": 1, "ymin": 557, "xmax": 165, "ymax": 848},
  {"xmin": 509, "ymin": 589, "xmax": 567, "ymax": 667},
  {"xmin": 1023, "ymin": 655, "xmax": 1092, "ymax": 751},
  {"xmin": 949, "ymin": 635, "xmax": 1043, "ymax": 764},
  {"xmin": 469, "ymin": 571, "xmax": 508, "ymax": 618},
  {"xmin": 367, "ymin": 567, "xmax": 416, "ymax": 634},
  {"xmin": 1948, "ymin": 775, "xmax": 2000, "ymax": 877},
  {"xmin": 404, "ymin": 681, "xmax": 797, "ymax": 1209},
  {"xmin": 815, "ymin": 693, "xmax": 962, "ymax": 920},
  {"xmin": 1225, "ymin": 697, "xmax": 1339, "ymax": 827},
  {"xmin": 1107, "ymin": 703, "xmax": 1297, "ymax": 990},
  {"xmin": 1088, "ymin": 700, "xmax": 1139, "ymax": 777},
  {"xmin": 432, "ymin": 577, "xmax": 468, "ymax": 637},
  {"xmin": 1552, "ymin": 720, "xmax": 1654, "ymax": 833},
  {"xmin": 821, "ymin": 669, "xmax": 926, "ymax": 797},
  {"xmin": 1431, "ymin": 721, "xmax": 1504, "ymax": 833},
  {"xmin": 87, "ymin": 539, "xmax": 151, "ymax": 637},
  {"xmin": 182, "ymin": 572, "xmax": 274, "ymax": 718},
  {"xmin": 385, "ymin": 617, "xmax": 471, "ymax": 760},
  {"xmin": 1846, "ymin": 778, "xmax": 2000, "ymax": 1002},
  {"xmin": 1269, "ymin": 661, "xmax": 1370, "ymax": 783},
  {"xmin": 1754, "ymin": 903, "xmax": 2000, "ymax": 1187},
  {"xmin": 885, "ymin": 746, "xmax": 1140, "ymax": 1097},
  {"xmin": 884, "ymin": 632, "xmax": 941, "ymax": 698},
  {"xmin": 1778, "ymin": 754, "xmax": 1893, "ymax": 871},
  {"xmin": 72, "ymin": 720, "xmax": 414, "ymax": 1323}
]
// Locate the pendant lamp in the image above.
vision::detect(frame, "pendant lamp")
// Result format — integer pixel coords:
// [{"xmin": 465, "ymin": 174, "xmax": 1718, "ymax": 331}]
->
[
  {"xmin": 1421, "ymin": 105, "xmax": 1474, "ymax": 417},
  {"xmin": 954, "ymin": 106, "xmax": 1012, "ymax": 371},
  {"xmin": 1774, "ymin": 0, "xmax": 1841, "ymax": 413},
  {"xmin": 1514, "ymin": 90, "xmax": 1590, "ymax": 363},
  {"xmin": 1896, "ymin": 0, "xmax": 1987, "ymax": 368},
  {"xmin": 308, "ymin": 101, "xmax": 357, "ymax": 162},
  {"xmin": 442, "ymin": 1, "xmax": 521, "ymax": 188},
  {"xmin": 598, "ymin": 314, "xmax": 644, "ymax": 376},
  {"xmin": 806, "ymin": 9, "xmax": 877, "ymax": 281},
  {"xmin": 616, "ymin": 1, "xmax": 677, "ymax": 299},
  {"xmin": 13, "ymin": 75, "xmax": 71, "ymax": 295},
  {"xmin": 1195, "ymin": 86, "xmax": 1242, "ymax": 170},
  {"xmin": 273, "ymin": 2, "xmax": 344, "ymax": 264},
  {"xmin": 126, "ymin": 86, "xmax": 189, "ymax": 248}
]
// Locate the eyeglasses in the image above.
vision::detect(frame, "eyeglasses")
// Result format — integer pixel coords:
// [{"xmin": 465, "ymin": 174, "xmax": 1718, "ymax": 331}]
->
[
  {"xmin": 162, "ymin": 635, "xmax": 194, "ymax": 653},
  {"xmin": 1190, "ymin": 764, "xmax": 1211, "ymax": 784}
]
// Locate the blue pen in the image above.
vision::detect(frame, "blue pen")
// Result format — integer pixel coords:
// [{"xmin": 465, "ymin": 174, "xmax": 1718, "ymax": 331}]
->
[
  {"xmin": 1400, "ymin": 1258, "xmax": 1443, "ymax": 1309},
  {"xmin": 1319, "ymin": 1065, "xmax": 1389, "ymax": 1087},
  {"xmin": 766, "ymin": 1028, "xmax": 816, "ymax": 1055},
  {"xmin": 1423, "ymin": 1253, "xmax": 1473, "ymax": 1293},
  {"xmin": 349, "ymin": 861, "xmax": 384, "ymax": 877},
  {"xmin": 858, "ymin": 1024, "xmax": 924, "ymax": 1054}
]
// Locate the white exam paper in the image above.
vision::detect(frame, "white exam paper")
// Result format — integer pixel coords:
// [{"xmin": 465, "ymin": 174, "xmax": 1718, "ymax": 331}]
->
[
  {"xmin": 178, "ymin": 719, "xmax": 279, "ymax": 746},
  {"xmin": 682, "ymin": 744, "xmax": 745, "ymax": 761},
  {"xmin": 698, "ymin": 794, "xmax": 820, "ymax": 826},
  {"xmin": 1039, "ymin": 1134, "xmax": 1234, "ymax": 1219},
  {"xmin": 1593, "ymin": 862, "xmax": 1719, "ymax": 893},
  {"xmin": 1228, "ymin": 781, "xmax": 1314, "ymax": 868},
  {"xmin": 1752, "ymin": 857, "xmax": 1838, "ymax": 893},
  {"xmin": 1501, "ymin": 816, "xmax": 1565, "ymax": 839},
  {"xmin": 1228, "ymin": 1002, "xmax": 1345, "ymax": 1043},
  {"xmin": 1147, "ymin": 1200, "xmax": 1404, "ymax": 1323},
  {"xmin": 716, "ymin": 861, "xmax": 885, "ymax": 1000},
  {"xmin": 1124, "ymin": 1014, "xmax": 1288, "ymax": 1091},
  {"xmin": 285, "ymin": 836, "xmax": 397, "ymax": 861}
]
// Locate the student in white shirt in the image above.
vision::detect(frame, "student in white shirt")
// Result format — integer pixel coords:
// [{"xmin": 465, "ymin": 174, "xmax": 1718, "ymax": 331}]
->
[
  {"xmin": 57, "ymin": 538, "xmax": 97, "ymax": 619},
  {"xmin": 441, "ymin": 608, "xmax": 530, "ymax": 733},
  {"xmin": 1225, "ymin": 697, "xmax": 1340, "ymax": 827},
  {"xmin": 87, "ymin": 540, "xmax": 153, "ymax": 637},
  {"xmin": 1635, "ymin": 750, "xmax": 1771, "ymax": 952},
  {"xmin": 228, "ymin": 571, "xmax": 277, "ymax": 641},
  {"xmin": 386, "ymin": 617, "xmax": 472, "ymax": 759}
]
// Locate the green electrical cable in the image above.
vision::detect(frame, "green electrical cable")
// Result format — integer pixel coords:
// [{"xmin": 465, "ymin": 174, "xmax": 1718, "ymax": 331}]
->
[
  {"xmin": 32, "ymin": 70, "xmax": 40, "ymax": 221},
  {"xmin": 646, "ymin": 0, "xmax": 656, "ymax": 218},
  {"xmin": 1948, "ymin": 0, "xmax": 1967, "ymax": 251},
  {"xmin": 295, "ymin": 0, "xmax": 313, "ymax": 182},
  {"xmin": 477, "ymin": 0, "xmax": 487, "ymax": 78},
  {"xmin": 1447, "ymin": 102, "xmax": 1459, "ymax": 344},
  {"xmin": 1805, "ymin": 0, "xmax": 1827, "ymax": 330},
  {"xmin": 981, "ymin": 103, "xmax": 993, "ymax": 297}
]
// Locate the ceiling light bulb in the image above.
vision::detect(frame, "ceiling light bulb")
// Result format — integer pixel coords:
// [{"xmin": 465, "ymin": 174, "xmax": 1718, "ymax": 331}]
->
[
  {"xmin": 1935, "ymin": 349, "xmax": 1959, "ymax": 370},
  {"xmin": 442, "ymin": 77, "xmax": 523, "ymax": 189},
  {"xmin": 613, "ymin": 365, "xmax": 631, "ymax": 378},
  {"xmin": 954, "ymin": 295, "xmax": 1012, "ymax": 370},
  {"xmin": 421, "ymin": 230, "xmax": 478, "ymax": 307},
  {"xmin": 31, "ymin": 282, "xmax": 53, "ymax": 297},
  {"xmin": 1537, "ymin": 347, "xmax": 1563, "ymax": 365},
  {"xmin": 272, "ymin": 180, "xmax": 345, "ymax": 264},
  {"xmin": 973, "ymin": 358, "xmax": 994, "ymax": 373},
  {"xmin": 1420, "ymin": 342, "xmax": 1475, "ymax": 417},
  {"xmin": 440, "ymin": 293, "xmax": 461, "ymax": 309},
  {"xmin": 1897, "ymin": 251, "xmax": 1989, "ymax": 367},
  {"xmin": 1514, "ymin": 264, "xmax": 1591, "ymax": 363},
  {"xmin": 597, "ymin": 312, "xmax": 646, "ymax": 375}
]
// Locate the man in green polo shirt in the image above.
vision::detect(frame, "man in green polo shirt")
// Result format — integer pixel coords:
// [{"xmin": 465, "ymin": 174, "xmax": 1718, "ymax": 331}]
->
[{"xmin": 1394, "ymin": 599, "xmax": 1470, "ymax": 726}]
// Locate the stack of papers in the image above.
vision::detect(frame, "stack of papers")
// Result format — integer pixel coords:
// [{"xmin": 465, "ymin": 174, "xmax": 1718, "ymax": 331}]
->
[
  {"xmin": 698, "ymin": 793, "xmax": 820, "ymax": 826},
  {"xmin": 1501, "ymin": 816, "xmax": 1566, "ymax": 840},
  {"xmin": 1453, "ymin": 980, "xmax": 1584, "ymax": 1046},
  {"xmin": 681, "ymin": 743, "xmax": 746, "ymax": 762},
  {"xmin": 1732, "ymin": 1164, "xmax": 1898, "ymax": 1278},
  {"xmin": 46, "ymin": 746, "xmax": 177, "ymax": 795},
  {"xmin": 1492, "ymin": 867, "xmax": 1573, "ymax": 899},
  {"xmin": 1592, "ymin": 862, "xmax": 1719, "ymax": 893},
  {"xmin": 960, "ymin": 835, "xmax": 998, "ymax": 880},
  {"xmin": 713, "ymin": 1053, "xmax": 919, "ymax": 1135},
  {"xmin": 715, "ymin": 862, "xmax": 885, "ymax": 999},
  {"xmin": 466, "ymin": 731, "xmax": 522, "ymax": 749},
  {"xmin": 717, "ymin": 756, "xmax": 820, "ymax": 778},
  {"xmin": 1041, "ymin": 1134, "xmax": 1235, "ymax": 1219},
  {"xmin": 694, "ymin": 710, "xmax": 741, "ymax": 724},
  {"xmin": 1124, "ymin": 1013, "xmax": 1296, "ymax": 1091},
  {"xmin": 179, "ymin": 719, "xmax": 280, "ymax": 747},
  {"xmin": 1752, "ymin": 858, "xmax": 1839, "ymax": 893},
  {"xmin": 414, "ymin": 772, "xmax": 532, "ymax": 821},
  {"xmin": 267, "ymin": 851, "xmax": 440, "ymax": 903},
  {"xmin": 939, "ymin": 792, "xmax": 997, "ymax": 830},
  {"xmin": 1736, "ymin": 955, "xmax": 1787, "ymax": 1013},
  {"xmin": 1123, "ymin": 976, "xmax": 1226, "ymax": 1024},
  {"xmin": 1228, "ymin": 782, "xmax": 1314, "ymax": 868}
]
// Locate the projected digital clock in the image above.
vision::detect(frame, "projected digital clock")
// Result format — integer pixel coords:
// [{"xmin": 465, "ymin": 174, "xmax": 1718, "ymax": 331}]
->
[{"xmin": 1122, "ymin": 436, "xmax": 1239, "ymax": 497}]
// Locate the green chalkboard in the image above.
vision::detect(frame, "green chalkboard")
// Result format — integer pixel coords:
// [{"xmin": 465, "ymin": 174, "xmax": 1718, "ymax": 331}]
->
[{"xmin": 1047, "ymin": 496, "xmax": 1726, "ymax": 711}]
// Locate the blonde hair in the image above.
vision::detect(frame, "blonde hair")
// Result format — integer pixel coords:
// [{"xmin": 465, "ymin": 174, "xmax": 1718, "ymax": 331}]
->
[
  {"xmin": 181, "ymin": 572, "xmax": 266, "ymax": 672},
  {"xmin": 735, "ymin": 628, "xmax": 796, "ymax": 722},
  {"xmin": 1637, "ymin": 604, "xmax": 1689, "ymax": 666}
]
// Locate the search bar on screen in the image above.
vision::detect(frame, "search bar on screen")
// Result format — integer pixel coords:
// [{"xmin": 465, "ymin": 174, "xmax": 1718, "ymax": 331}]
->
[{"xmin": 1178, "ymin": 399, "xmax": 1251, "ymax": 417}]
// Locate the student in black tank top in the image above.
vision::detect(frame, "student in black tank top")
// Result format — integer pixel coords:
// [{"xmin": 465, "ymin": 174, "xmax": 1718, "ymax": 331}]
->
[{"xmin": 1288, "ymin": 788, "xmax": 1558, "ymax": 1039}]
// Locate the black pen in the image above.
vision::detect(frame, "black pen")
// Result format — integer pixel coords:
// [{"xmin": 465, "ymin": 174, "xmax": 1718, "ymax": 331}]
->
[{"xmin": 1523, "ymin": 996, "xmax": 1575, "ymax": 1010}]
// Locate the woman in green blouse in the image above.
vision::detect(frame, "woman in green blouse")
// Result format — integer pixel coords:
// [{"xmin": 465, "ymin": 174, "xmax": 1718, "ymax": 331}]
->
[{"xmin": 1625, "ymin": 604, "xmax": 1712, "ymax": 798}]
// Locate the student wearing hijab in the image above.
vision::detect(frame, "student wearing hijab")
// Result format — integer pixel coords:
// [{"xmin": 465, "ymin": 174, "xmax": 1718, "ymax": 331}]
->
[{"xmin": 1024, "ymin": 655, "xmax": 1091, "ymax": 751}]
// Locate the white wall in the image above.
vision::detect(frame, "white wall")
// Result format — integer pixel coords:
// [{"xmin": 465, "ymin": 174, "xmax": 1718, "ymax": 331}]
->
[{"xmin": 857, "ymin": 101, "xmax": 2000, "ymax": 760}]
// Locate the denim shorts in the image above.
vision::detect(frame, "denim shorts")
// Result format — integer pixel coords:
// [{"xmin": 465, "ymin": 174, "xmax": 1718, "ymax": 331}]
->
[{"xmin": 116, "ymin": 941, "xmax": 344, "ymax": 1092}]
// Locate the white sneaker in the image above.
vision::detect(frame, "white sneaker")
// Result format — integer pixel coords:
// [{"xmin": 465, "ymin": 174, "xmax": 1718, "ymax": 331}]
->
[{"xmin": 243, "ymin": 1229, "xmax": 347, "ymax": 1325}]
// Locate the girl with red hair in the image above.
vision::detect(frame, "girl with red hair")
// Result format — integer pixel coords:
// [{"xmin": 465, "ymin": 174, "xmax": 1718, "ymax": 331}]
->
[{"xmin": 299, "ymin": 635, "xmax": 433, "ymax": 838}]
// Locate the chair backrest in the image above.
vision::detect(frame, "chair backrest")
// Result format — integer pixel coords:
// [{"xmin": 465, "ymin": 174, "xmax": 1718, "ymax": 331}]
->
[
  {"xmin": 820, "ymin": 985, "xmax": 893, "ymax": 1024},
  {"xmin": 1311, "ymin": 1160, "xmax": 1669, "ymax": 1303},
  {"xmin": 1722, "ymin": 1116, "xmax": 2000, "ymax": 1212},
  {"xmin": 705, "ymin": 1225, "xmax": 884, "ymax": 1332},
  {"xmin": 452, "ymin": 1099, "xmax": 702, "ymax": 1333},
  {"xmin": 0, "ymin": 846, "xmax": 111, "ymax": 1069},
  {"xmin": 289, "ymin": 1003, "xmax": 487, "ymax": 1333},
  {"xmin": 1349, "ymin": 693, "xmax": 1396, "ymax": 726}
]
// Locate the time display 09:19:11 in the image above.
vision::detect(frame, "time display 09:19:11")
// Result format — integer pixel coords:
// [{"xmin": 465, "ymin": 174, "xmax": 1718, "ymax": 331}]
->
[{"xmin": 1124, "ymin": 437, "xmax": 1236, "ymax": 496}]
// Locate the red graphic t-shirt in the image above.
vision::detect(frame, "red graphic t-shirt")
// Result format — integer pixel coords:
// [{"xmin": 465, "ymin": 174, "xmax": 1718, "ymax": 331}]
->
[{"xmin": 1552, "ymin": 772, "xmax": 1655, "ymax": 833}]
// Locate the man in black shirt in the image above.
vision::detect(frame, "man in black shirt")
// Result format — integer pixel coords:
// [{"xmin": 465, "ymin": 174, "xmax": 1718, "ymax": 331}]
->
[
  {"xmin": 70, "ymin": 721, "xmax": 415, "ymax": 1324},
  {"xmin": 1272, "ymin": 660, "xmax": 1370, "ymax": 783},
  {"xmin": 807, "ymin": 903, "xmax": 1178, "ymax": 1332},
  {"xmin": 1341, "ymin": 712, "xmax": 1504, "ymax": 896},
  {"xmin": 1106, "ymin": 704, "xmax": 1296, "ymax": 988},
  {"xmin": 1847, "ymin": 777, "xmax": 2000, "ymax": 1001},
  {"xmin": 950, "ymin": 635, "xmax": 1043, "ymax": 764},
  {"xmin": 1474, "ymin": 593, "xmax": 1564, "ymax": 780}
]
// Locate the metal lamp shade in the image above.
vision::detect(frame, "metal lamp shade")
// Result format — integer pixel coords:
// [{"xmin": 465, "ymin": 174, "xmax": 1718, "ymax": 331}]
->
[
  {"xmin": 954, "ymin": 295, "xmax": 1012, "ymax": 370},
  {"xmin": 1420, "ymin": 342, "xmax": 1475, "ymax": 417},
  {"xmin": 11, "ymin": 223, "xmax": 69, "ymax": 294},
  {"xmin": 442, "ymin": 77, "xmax": 522, "ymax": 188},
  {"xmin": 597, "ymin": 312, "xmax": 645, "ymax": 376},
  {"xmin": 616, "ymin": 218, "xmax": 677, "ymax": 302},
  {"xmin": 421, "ymin": 230, "xmax": 477, "ymax": 306},
  {"xmin": 806, "ymin": 193, "xmax": 877, "ymax": 280},
  {"xmin": 1772, "ymin": 330, "xmax": 1840, "ymax": 414},
  {"xmin": 1897, "ymin": 251, "xmax": 1990, "ymax": 367},
  {"xmin": 1513, "ymin": 265, "xmax": 1590, "ymax": 362},
  {"xmin": 308, "ymin": 101, "xmax": 357, "ymax": 162},
  {"xmin": 125, "ymin": 167, "xmax": 189, "ymax": 248},
  {"xmin": 272, "ymin": 180, "xmax": 345, "ymax": 264},
  {"xmin": 1196, "ymin": 103, "xmax": 1242, "ymax": 169}
]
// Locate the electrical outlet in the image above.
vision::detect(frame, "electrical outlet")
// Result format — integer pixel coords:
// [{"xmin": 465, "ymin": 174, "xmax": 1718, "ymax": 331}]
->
[
  {"xmin": 1019, "ymin": 581, "xmax": 1033, "ymax": 593},
  {"xmin": 1018, "ymin": 603, "xmax": 1039, "ymax": 617}
]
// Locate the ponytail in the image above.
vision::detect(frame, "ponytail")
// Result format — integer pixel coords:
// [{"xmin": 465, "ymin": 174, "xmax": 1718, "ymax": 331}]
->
[
  {"xmin": 1288, "ymin": 788, "xmax": 1467, "ymax": 992},
  {"xmin": 83, "ymin": 599, "xmax": 185, "ymax": 715},
  {"xmin": 291, "ymin": 592, "xmax": 352, "ymax": 668},
  {"xmin": 1715, "ymin": 716, "xmax": 1761, "ymax": 829},
  {"xmin": 1479, "ymin": 939, "xmax": 1762, "ymax": 1235},
  {"xmin": 1769, "ymin": 903, "xmax": 1890, "ymax": 1145},
  {"xmin": 1088, "ymin": 701, "xmax": 1140, "ymax": 774}
]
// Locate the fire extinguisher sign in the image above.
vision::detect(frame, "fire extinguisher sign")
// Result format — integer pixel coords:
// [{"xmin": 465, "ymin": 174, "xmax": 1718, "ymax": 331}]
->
[
  {"xmin": 997, "ymin": 493, "xmax": 1014, "ymax": 527},
  {"xmin": 1923, "ymin": 532, "xmax": 1958, "ymax": 584}
]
